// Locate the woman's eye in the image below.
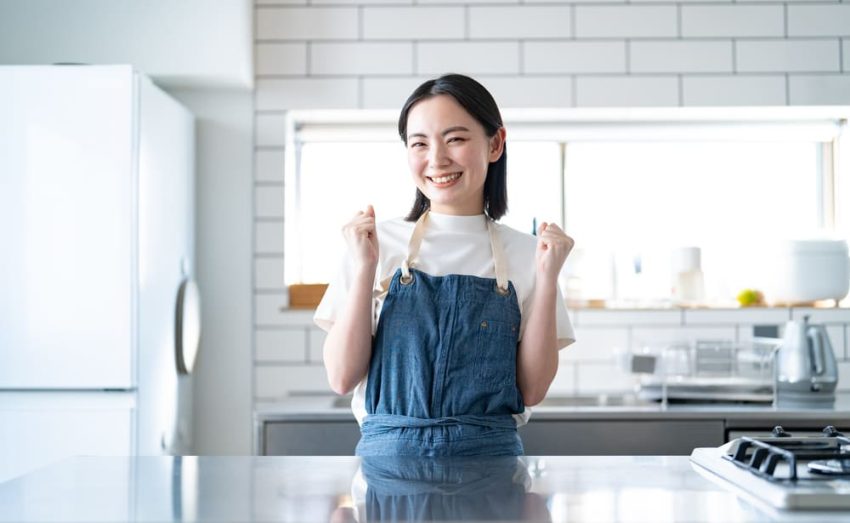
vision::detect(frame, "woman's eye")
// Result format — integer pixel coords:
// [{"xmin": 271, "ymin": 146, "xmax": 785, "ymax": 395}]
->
[
  {"xmin": 447, "ymin": 136, "xmax": 465, "ymax": 144},
  {"xmin": 410, "ymin": 142, "xmax": 426, "ymax": 148}
]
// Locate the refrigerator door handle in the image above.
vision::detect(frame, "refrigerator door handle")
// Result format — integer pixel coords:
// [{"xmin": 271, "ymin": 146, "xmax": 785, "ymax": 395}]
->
[{"xmin": 175, "ymin": 278, "xmax": 201, "ymax": 375}]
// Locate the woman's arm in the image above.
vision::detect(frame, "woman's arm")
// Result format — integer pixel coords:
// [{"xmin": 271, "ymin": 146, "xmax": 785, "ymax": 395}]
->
[
  {"xmin": 323, "ymin": 206, "xmax": 379, "ymax": 395},
  {"xmin": 516, "ymin": 222, "xmax": 574, "ymax": 406}
]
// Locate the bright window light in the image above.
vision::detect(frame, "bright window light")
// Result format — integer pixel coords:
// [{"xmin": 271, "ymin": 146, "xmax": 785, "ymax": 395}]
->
[
  {"xmin": 564, "ymin": 141, "xmax": 821, "ymax": 304},
  {"xmin": 291, "ymin": 142, "xmax": 409, "ymax": 284},
  {"xmin": 503, "ymin": 142, "xmax": 562, "ymax": 235},
  {"xmin": 284, "ymin": 110, "xmax": 840, "ymax": 308}
]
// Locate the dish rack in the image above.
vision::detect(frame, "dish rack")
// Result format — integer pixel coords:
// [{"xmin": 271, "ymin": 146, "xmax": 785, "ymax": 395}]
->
[{"xmin": 630, "ymin": 338, "xmax": 783, "ymax": 405}]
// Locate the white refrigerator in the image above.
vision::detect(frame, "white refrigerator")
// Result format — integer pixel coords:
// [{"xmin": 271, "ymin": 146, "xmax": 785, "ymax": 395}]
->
[{"xmin": 0, "ymin": 65, "xmax": 198, "ymax": 482}]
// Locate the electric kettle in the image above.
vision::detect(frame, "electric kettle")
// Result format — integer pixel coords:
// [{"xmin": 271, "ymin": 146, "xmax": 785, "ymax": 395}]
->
[{"xmin": 776, "ymin": 316, "xmax": 838, "ymax": 406}]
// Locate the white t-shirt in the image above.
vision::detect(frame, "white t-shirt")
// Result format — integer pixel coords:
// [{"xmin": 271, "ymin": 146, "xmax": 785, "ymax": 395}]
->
[{"xmin": 314, "ymin": 212, "xmax": 576, "ymax": 427}]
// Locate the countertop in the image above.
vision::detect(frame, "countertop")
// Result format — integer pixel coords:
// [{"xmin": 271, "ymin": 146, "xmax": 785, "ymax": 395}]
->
[
  {"xmin": 254, "ymin": 392, "xmax": 850, "ymax": 423},
  {"xmin": 1, "ymin": 455, "xmax": 849, "ymax": 522}
]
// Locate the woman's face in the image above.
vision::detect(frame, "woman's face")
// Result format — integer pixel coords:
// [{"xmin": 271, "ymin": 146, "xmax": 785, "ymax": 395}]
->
[{"xmin": 405, "ymin": 94, "xmax": 504, "ymax": 216}]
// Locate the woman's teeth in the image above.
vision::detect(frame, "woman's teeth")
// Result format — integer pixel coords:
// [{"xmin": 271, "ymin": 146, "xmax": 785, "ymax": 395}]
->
[{"xmin": 431, "ymin": 172, "xmax": 461, "ymax": 184}]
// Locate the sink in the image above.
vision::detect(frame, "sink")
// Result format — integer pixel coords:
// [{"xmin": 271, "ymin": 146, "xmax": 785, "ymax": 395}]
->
[{"xmin": 536, "ymin": 394, "xmax": 655, "ymax": 408}]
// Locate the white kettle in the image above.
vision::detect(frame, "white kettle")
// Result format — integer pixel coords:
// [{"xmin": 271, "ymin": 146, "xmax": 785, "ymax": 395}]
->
[{"xmin": 776, "ymin": 316, "xmax": 838, "ymax": 406}]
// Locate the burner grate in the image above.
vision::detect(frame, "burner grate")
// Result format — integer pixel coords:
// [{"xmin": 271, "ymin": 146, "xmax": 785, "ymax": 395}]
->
[{"xmin": 722, "ymin": 426, "xmax": 850, "ymax": 481}]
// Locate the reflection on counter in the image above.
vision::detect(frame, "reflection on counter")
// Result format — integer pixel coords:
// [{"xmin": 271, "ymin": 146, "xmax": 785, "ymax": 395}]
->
[{"xmin": 332, "ymin": 457, "xmax": 549, "ymax": 522}]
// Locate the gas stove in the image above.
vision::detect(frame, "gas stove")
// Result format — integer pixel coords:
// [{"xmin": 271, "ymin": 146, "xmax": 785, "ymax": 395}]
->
[{"xmin": 691, "ymin": 426, "xmax": 850, "ymax": 510}]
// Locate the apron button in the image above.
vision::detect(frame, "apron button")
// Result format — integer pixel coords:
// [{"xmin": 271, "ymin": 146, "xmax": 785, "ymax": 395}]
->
[{"xmin": 480, "ymin": 321, "xmax": 488, "ymax": 328}]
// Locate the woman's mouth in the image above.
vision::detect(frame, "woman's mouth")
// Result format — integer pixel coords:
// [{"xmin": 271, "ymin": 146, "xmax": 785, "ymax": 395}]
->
[{"xmin": 427, "ymin": 172, "xmax": 462, "ymax": 187}]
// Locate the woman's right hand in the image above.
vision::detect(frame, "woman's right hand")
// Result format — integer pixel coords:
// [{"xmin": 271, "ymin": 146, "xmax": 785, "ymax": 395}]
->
[{"xmin": 342, "ymin": 205, "xmax": 379, "ymax": 272}]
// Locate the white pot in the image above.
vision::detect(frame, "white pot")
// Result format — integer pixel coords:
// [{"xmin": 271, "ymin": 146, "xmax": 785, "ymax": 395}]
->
[{"xmin": 764, "ymin": 238, "xmax": 850, "ymax": 304}]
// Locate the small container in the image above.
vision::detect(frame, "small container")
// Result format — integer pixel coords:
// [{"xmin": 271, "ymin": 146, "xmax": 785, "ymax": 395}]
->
[
  {"xmin": 671, "ymin": 247, "xmax": 705, "ymax": 305},
  {"xmin": 288, "ymin": 283, "xmax": 329, "ymax": 309},
  {"xmin": 763, "ymin": 238, "xmax": 850, "ymax": 304}
]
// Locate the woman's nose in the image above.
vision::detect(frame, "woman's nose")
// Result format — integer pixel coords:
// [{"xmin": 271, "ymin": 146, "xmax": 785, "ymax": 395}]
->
[{"xmin": 427, "ymin": 141, "xmax": 449, "ymax": 167}]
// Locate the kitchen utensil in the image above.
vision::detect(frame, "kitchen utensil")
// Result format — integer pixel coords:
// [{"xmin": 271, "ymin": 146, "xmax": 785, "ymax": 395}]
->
[{"xmin": 776, "ymin": 316, "xmax": 838, "ymax": 406}]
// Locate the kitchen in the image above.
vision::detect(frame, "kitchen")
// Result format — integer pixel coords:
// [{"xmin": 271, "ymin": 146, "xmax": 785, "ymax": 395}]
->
[{"xmin": 2, "ymin": 0, "xmax": 850, "ymax": 521}]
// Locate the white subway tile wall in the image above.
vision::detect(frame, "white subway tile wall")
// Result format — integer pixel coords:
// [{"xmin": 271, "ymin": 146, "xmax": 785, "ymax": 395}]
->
[
  {"xmin": 681, "ymin": 75, "xmax": 788, "ymax": 106},
  {"xmin": 254, "ymin": 150, "xmax": 285, "ymax": 182},
  {"xmin": 252, "ymin": 1, "xmax": 850, "ymax": 403},
  {"xmin": 478, "ymin": 76, "xmax": 575, "ymax": 108},
  {"xmin": 523, "ymin": 41, "xmax": 626, "ymax": 74},
  {"xmin": 417, "ymin": 42, "xmax": 521, "ymax": 75},
  {"xmin": 629, "ymin": 40, "xmax": 733, "ymax": 73},
  {"xmin": 787, "ymin": 5, "xmax": 850, "ymax": 37},
  {"xmin": 468, "ymin": 6, "xmax": 572, "ymax": 39},
  {"xmin": 735, "ymin": 39, "xmax": 842, "ymax": 73},
  {"xmin": 789, "ymin": 75, "xmax": 850, "ymax": 105}
]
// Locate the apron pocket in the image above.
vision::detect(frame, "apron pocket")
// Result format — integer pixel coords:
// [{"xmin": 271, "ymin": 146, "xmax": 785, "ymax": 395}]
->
[{"xmin": 474, "ymin": 319, "xmax": 518, "ymax": 388}]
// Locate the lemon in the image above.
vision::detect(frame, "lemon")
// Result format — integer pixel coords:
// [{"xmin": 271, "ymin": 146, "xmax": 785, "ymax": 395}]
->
[{"xmin": 737, "ymin": 289, "xmax": 764, "ymax": 307}]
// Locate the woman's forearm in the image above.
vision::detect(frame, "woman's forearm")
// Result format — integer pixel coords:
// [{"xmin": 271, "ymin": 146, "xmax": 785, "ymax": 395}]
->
[
  {"xmin": 516, "ymin": 277, "xmax": 559, "ymax": 406},
  {"xmin": 323, "ymin": 267, "xmax": 376, "ymax": 395}
]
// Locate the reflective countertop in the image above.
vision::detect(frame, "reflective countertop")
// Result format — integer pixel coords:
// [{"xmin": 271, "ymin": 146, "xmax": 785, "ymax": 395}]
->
[{"xmin": 2, "ymin": 455, "xmax": 850, "ymax": 522}]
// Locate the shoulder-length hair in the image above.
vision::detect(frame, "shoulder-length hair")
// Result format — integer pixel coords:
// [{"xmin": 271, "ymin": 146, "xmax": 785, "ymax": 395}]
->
[{"xmin": 398, "ymin": 74, "xmax": 508, "ymax": 221}]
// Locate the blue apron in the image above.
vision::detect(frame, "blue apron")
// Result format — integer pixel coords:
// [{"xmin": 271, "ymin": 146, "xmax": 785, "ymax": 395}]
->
[{"xmin": 356, "ymin": 211, "xmax": 525, "ymax": 456}]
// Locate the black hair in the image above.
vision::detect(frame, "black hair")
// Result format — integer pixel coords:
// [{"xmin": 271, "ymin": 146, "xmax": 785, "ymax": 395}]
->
[{"xmin": 398, "ymin": 73, "xmax": 508, "ymax": 221}]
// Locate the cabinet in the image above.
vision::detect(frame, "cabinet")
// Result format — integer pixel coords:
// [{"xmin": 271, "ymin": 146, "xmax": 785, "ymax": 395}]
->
[
  {"xmin": 260, "ymin": 420, "xmax": 360, "ymax": 456},
  {"xmin": 519, "ymin": 420, "xmax": 724, "ymax": 455},
  {"xmin": 256, "ymin": 418, "xmax": 726, "ymax": 456},
  {"xmin": 255, "ymin": 413, "xmax": 850, "ymax": 456}
]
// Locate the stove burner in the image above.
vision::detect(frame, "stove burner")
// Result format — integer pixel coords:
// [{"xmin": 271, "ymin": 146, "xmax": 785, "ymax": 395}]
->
[
  {"xmin": 808, "ymin": 459, "xmax": 850, "ymax": 475},
  {"xmin": 723, "ymin": 425, "xmax": 850, "ymax": 481}
]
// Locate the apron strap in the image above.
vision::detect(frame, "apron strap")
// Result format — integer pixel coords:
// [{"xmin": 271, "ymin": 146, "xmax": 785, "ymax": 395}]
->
[
  {"xmin": 486, "ymin": 219, "xmax": 510, "ymax": 295},
  {"xmin": 380, "ymin": 209, "xmax": 511, "ymax": 295},
  {"xmin": 401, "ymin": 210, "xmax": 430, "ymax": 282}
]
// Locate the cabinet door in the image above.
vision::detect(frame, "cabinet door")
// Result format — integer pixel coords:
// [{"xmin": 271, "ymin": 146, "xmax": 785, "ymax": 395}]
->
[
  {"xmin": 519, "ymin": 420, "xmax": 725, "ymax": 455},
  {"xmin": 0, "ymin": 399, "xmax": 133, "ymax": 482},
  {"xmin": 262, "ymin": 421, "xmax": 360, "ymax": 456}
]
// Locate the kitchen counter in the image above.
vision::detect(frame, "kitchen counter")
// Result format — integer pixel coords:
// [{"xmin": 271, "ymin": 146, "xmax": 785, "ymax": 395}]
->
[
  {"xmin": 1, "ymin": 455, "xmax": 849, "ymax": 522},
  {"xmin": 255, "ymin": 392, "xmax": 850, "ymax": 422}
]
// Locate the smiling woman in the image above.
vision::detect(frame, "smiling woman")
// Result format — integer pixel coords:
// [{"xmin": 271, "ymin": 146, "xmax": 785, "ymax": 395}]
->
[{"xmin": 312, "ymin": 74, "xmax": 576, "ymax": 458}]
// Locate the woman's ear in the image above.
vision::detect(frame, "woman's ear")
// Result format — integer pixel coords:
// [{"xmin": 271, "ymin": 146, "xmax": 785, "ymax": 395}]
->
[{"xmin": 489, "ymin": 127, "xmax": 506, "ymax": 162}]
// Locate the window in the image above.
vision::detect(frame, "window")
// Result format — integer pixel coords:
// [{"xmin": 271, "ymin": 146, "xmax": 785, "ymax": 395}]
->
[{"xmin": 283, "ymin": 108, "xmax": 849, "ymax": 306}]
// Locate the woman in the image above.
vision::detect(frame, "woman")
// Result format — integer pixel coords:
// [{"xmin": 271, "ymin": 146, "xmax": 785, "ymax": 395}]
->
[{"xmin": 314, "ymin": 73, "xmax": 575, "ymax": 456}]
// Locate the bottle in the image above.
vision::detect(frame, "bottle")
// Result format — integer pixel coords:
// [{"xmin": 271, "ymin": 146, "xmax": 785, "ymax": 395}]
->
[{"xmin": 671, "ymin": 247, "xmax": 705, "ymax": 306}]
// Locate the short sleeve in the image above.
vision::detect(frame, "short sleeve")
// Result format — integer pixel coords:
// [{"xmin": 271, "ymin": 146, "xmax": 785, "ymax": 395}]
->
[
  {"xmin": 554, "ymin": 285, "xmax": 576, "ymax": 349},
  {"xmin": 313, "ymin": 254, "xmax": 354, "ymax": 333},
  {"xmin": 519, "ymin": 275, "xmax": 576, "ymax": 351}
]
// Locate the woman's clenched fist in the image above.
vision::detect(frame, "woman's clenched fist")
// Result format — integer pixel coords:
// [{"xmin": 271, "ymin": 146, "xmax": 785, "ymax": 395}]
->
[{"xmin": 342, "ymin": 205, "xmax": 379, "ymax": 272}]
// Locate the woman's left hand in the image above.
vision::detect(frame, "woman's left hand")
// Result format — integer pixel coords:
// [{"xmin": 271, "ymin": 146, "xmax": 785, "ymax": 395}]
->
[{"xmin": 535, "ymin": 222, "xmax": 574, "ymax": 285}]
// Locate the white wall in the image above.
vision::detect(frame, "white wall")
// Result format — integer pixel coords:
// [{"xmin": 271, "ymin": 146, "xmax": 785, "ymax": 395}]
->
[
  {"xmin": 0, "ymin": 0, "xmax": 253, "ymax": 89},
  {"xmin": 169, "ymin": 88, "xmax": 254, "ymax": 455},
  {"xmin": 252, "ymin": 1, "xmax": 850, "ymax": 406}
]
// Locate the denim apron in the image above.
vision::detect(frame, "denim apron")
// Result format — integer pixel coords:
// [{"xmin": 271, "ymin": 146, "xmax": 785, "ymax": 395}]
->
[{"xmin": 356, "ymin": 211, "xmax": 524, "ymax": 456}]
